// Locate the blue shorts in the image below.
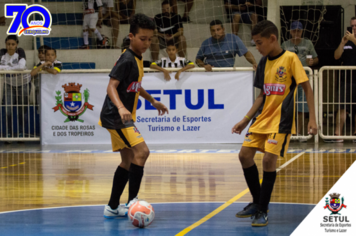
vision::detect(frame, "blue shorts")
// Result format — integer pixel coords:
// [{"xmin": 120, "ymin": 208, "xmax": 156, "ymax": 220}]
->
[{"xmin": 232, "ymin": 11, "xmax": 252, "ymax": 24}]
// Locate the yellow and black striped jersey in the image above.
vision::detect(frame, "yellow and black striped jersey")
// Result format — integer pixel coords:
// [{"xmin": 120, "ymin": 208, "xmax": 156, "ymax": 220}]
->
[{"xmin": 249, "ymin": 50, "xmax": 309, "ymax": 134}]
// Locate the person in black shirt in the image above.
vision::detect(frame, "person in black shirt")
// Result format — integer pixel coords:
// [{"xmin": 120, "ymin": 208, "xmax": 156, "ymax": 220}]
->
[
  {"xmin": 99, "ymin": 13, "xmax": 168, "ymax": 218},
  {"xmin": 150, "ymin": 0, "xmax": 187, "ymax": 61},
  {"xmin": 331, "ymin": 16, "xmax": 356, "ymax": 142}
]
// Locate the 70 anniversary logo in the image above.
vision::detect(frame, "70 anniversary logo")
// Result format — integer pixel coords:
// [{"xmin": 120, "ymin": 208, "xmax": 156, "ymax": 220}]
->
[{"xmin": 5, "ymin": 4, "xmax": 52, "ymax": 36}]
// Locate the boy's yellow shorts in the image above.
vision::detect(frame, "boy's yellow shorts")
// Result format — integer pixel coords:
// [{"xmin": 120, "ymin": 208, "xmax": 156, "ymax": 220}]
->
[
  {"xmin": 106, "ymin": 126, "xmax": 145, "ymax": 152},
  {"xmin": 242, "ymin": 132, "xmax": 291, "ymax": 157}
]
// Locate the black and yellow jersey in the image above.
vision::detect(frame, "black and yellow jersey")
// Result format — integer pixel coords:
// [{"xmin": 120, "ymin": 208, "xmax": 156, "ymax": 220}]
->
[
  {"xmin": 249, "ymin": 50, "xmax": 309, "ymax": 134},
  {"xmin": 99, "ymin": 49, "xmax": 144, "ymax": 129}
]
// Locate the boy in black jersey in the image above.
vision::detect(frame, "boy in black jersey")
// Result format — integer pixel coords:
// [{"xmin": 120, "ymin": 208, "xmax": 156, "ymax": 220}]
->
[{"xmin": 99, "ymin": 13, "xmax": 169, "ymax": 218}]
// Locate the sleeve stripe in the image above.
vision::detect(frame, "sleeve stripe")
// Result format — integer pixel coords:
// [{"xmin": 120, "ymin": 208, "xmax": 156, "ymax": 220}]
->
[
  {"xmin": 151, "ymin": 62, "xmax": 157, "ymax": 65},
  {"xmin": 54, "ymin": 67, "xmax": 61, "ymax": 72}
]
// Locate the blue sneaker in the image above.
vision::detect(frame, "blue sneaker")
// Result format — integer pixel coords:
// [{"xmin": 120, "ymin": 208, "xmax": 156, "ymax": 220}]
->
[
  {"xmin": 251, "ymin": 211, "xmax": 268, "ymax": 227},
  {"xmin": 103, "ymin": 205, "xmax": 127, "ymax": 219},
  {"xmin": 236, "ymin": 203, "xmax": 259, "ymax": 218}
]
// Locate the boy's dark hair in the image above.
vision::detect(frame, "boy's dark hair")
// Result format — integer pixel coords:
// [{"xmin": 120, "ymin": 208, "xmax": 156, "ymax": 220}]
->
[
  {"xmin": 5, "ymin": 35, "xmax": 19, "ymax": 44},
  {"xmin": 162, "ymin": 0, "xmax": 171, "ymax": 6},
  {"xmin": 210, "ymin": 20, "xmax": 223, "ymax": 28},
  {"xmin": 129, "ymin": 13, "xmax": 156, "ymax": 35},
  {"xmin": 46, "ymin": 48, "xmax": 56, "ymax": 55},
  {"xmin": 166, "ymin": 40, "xmax": 177, "ymax": 48},
  {"xmin": 351, "ymin": 16, "xmax": 356, "ymax": 21},
  {"xmin": 38, "ymin": 45, "xmax": 50, "ymax": 53},
  {"xmin": 251, "ymin": 20, "xmax": 279, "ymax": 40}
]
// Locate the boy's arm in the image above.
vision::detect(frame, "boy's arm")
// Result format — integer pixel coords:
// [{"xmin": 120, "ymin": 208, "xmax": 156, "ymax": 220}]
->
[
  {"xmin": 107, "ymin": 78, "xmax": 132, "ymax": 122},
  {"xmin": 175, "ymin": 63, "xmax": 195, "ymax": 80},
  {"xmin": 232, "ymin": 89, "xmax": 264, "ymax": 134},
  {"xmin": 140, "ymin": 87, "xmax": 168, "ymax": 116},
  {"xmin": 150, "ymin": 63, "xmax": 171, "ymax": 81},
  {"xmin": 44, "ymin": 68, "xmax": 59, "ymax": 75},
  {"xmin": 300, "ymin": 81, "xmax": 317, "ymax": 135},
  {"xmin": 31, "ymin": 64, "xmax": 44, "ymax": 77}
]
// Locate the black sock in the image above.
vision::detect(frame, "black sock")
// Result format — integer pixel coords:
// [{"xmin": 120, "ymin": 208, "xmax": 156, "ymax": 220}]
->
[
  {"xmin": 259, "ymin": 171, "xmax": 277, "ymax": 213},
  {"xmin": 243, "ymin": 164, "xmax": 261, "ymax": 204},
  {"xmin": 108, "ymin": 166, "xmax": 129, "ymax": 210},
  {"xmin": 128, "ymin": 163, "xmax": 144, "ymax": 203}
]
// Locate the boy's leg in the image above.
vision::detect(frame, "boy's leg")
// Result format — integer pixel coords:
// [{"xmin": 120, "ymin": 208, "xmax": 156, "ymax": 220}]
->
[
  {"xmin": 259, "ymin": 152, "xmax": 278, "ymax": 213},
  {"xmin": 107, "ymin": 148, "xmax": 132, "ymax": 210},
  {"xmin": 110, "ymin": 16, "xmax": 119, "ymax": 48},
  {"xmin": 236, "ymin": 132, "xmax": 265, "ymax": 218},
  {"xmin": 239, "ymin": 146, "xmax": 260, "ymax": 205},
  {"xmin": 127, "ymin": 141, "xmax": 150, "ymax": 203}
]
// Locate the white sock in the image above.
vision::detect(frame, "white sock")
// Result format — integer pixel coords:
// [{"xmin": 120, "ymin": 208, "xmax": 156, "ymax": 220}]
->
[
  {"xmin": 94, "ymin": 29, "xmax": 103, "ymax": 41},
  {"xmin": 83, "ymin": 31, "xmax": 89, "ymax": 45}
]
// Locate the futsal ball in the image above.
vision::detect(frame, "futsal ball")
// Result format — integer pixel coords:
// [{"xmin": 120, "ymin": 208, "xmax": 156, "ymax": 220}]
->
[{"xmin": 128, "ymin": 200, "xmax": 155, "ymax": 228}]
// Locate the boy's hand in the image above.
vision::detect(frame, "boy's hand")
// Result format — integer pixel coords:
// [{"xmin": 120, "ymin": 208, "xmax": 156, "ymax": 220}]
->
[
  {"xmin": 118, "ymin": 107, "xmax": 132, "ymax": 123},
  {"xmin": 175, "ymin": 70, "xmax": 182, "ymax": 80},
  {"xmin": 152, "ymin": 100, "xmax": 169, "ymax": 116},
  {"xmin": 163, "ymin": 70, "xmax": 171, "ymax": 81},
  {"xmin": 231, "ymin": 119, "xmax": 249, "ymax": 134},
  {"xmin": 308, "ymin": 120, "xmax": 318, "ymax": 135}
]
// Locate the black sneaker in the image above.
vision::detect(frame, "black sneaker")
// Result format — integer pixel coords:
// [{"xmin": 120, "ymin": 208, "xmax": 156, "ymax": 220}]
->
[
  {"xmin": 79, "ymin": 45, "xmax": 90, "ymax": 49},
  {"xmin": 251, "ymin": 211, "xmax": 268, "ymax": 227},
  {"xmin": 236, "ymin": 203, "xmax": 259, "ymax": 218}
]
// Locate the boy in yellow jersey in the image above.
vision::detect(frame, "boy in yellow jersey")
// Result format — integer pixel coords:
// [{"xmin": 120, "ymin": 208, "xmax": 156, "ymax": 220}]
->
[
  {"xmin": 232, "ymin": 20, "xmax": 317, "ymax": 227},
  {"xmin": 99, "ymin": 13, "xmax": 168, "ymax": 218}
]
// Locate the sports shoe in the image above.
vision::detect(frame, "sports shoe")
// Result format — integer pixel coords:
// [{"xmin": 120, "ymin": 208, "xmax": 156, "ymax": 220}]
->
[
  {"xmin": 236, "ymin": 203, "xmax": 259, "ymax": 218},
  {"xmin": 324, "ymin": 139, "xmax": 343, "ymax": 143},
  {"xmin": 298, "ymin": 136, "xmax": 308, "ymax": 143},
  {"xmin": 103, "ymin": 205, "xmax": 128, "ymax": 219},
  {"xmin": 251, "ymin": 211, "xmax": 268, "ymax": 227},
  {"xmin": 126, "ymin": 197, "xmax": 139, "ymax": 209},
  {"xmin": 79, "ymin": 45, "xmax": 89, "ymax": 49}
]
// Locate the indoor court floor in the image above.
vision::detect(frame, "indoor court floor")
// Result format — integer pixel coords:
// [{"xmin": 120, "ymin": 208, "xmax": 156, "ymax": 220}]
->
[{"xmin": 0, "ymin": 142, "xmax": 355, "ymax": 236}]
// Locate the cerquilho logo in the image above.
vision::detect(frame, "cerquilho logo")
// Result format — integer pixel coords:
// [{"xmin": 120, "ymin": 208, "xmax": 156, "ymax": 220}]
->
[{"xmin": 5, "ymin": 4, "xmax": 52, "ymax": 36}]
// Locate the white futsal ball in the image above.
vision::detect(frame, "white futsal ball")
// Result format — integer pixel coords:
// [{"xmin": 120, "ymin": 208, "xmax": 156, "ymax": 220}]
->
[{"xmin": 128, "ymin": 200, "xmax": 155, "ymax": 228}]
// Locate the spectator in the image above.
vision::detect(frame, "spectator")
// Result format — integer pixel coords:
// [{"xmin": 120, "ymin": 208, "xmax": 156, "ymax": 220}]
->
[
  {"xmin": 170, "ymin": 0, "xmax": 194, "ymax": 23},
  {"xmin": 224, "ymin": 0, "xmax": 260, "ymax": 45},
  {"xmin": 117, "ymin": 0, "xmax": 136, "ymax": 24},
  {"xmin": 97, "ymin": 0, "xmax": 120, "ymax": 48},
  {"xmin": 80, "ymin": 0, "xmax": 105, "ymax": 49},
  {"xmin": 32, "ymin": 45, "xmax": 51, "ymax": 109},
  {"xmin": 281, "ymin": 21, "xmax": 318, "ymax": 141},
  {"xmin": 150, "ymin": 40, "xmax": 195, "ymax": 81},
  {"xmin": 0, "ymin": 35, "xmax": 31, "ymax": 142},
  {"xmin": 196, "ymin": 19, "xmax": 257, "ymax": 71},
  {"xmin": 31, "ymin": 48, "xmax": 62, "ymax": 77},
  {"xmin": 329, "ymin": 16, "xmax": 356, "ymax": 143},
  {"xmin": 121, "ymin": 35, "xmax": 131, "ymax": 51},
  {"xmin": 151, "ymin": 0, "xmax": 187, "ymax": 61}
]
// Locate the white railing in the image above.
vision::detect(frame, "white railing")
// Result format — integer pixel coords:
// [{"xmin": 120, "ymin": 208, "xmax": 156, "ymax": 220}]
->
[
  {"xmin": 0, "ymin": 71, "xmax": 39, "ymax": 142},
  {"xmin": 0, "ymin": 67, "xmax": 320, "ymax": 143},
  {"xmin": 318, "ymin": 66, "xmax": 356, "ymax": 141}
]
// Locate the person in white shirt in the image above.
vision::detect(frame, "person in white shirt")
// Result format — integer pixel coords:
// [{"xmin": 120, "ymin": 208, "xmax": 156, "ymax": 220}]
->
[
  {"xmin": 80, "ymin": 0, "xmax": 104, "ymax": 49},
  {"xmin": 0, "ymin": 35, "xmax": 31, "ymax": 141},
  {"xmin": 150, "ymin": 40, "xmax": 194, "ymax": 81}
]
